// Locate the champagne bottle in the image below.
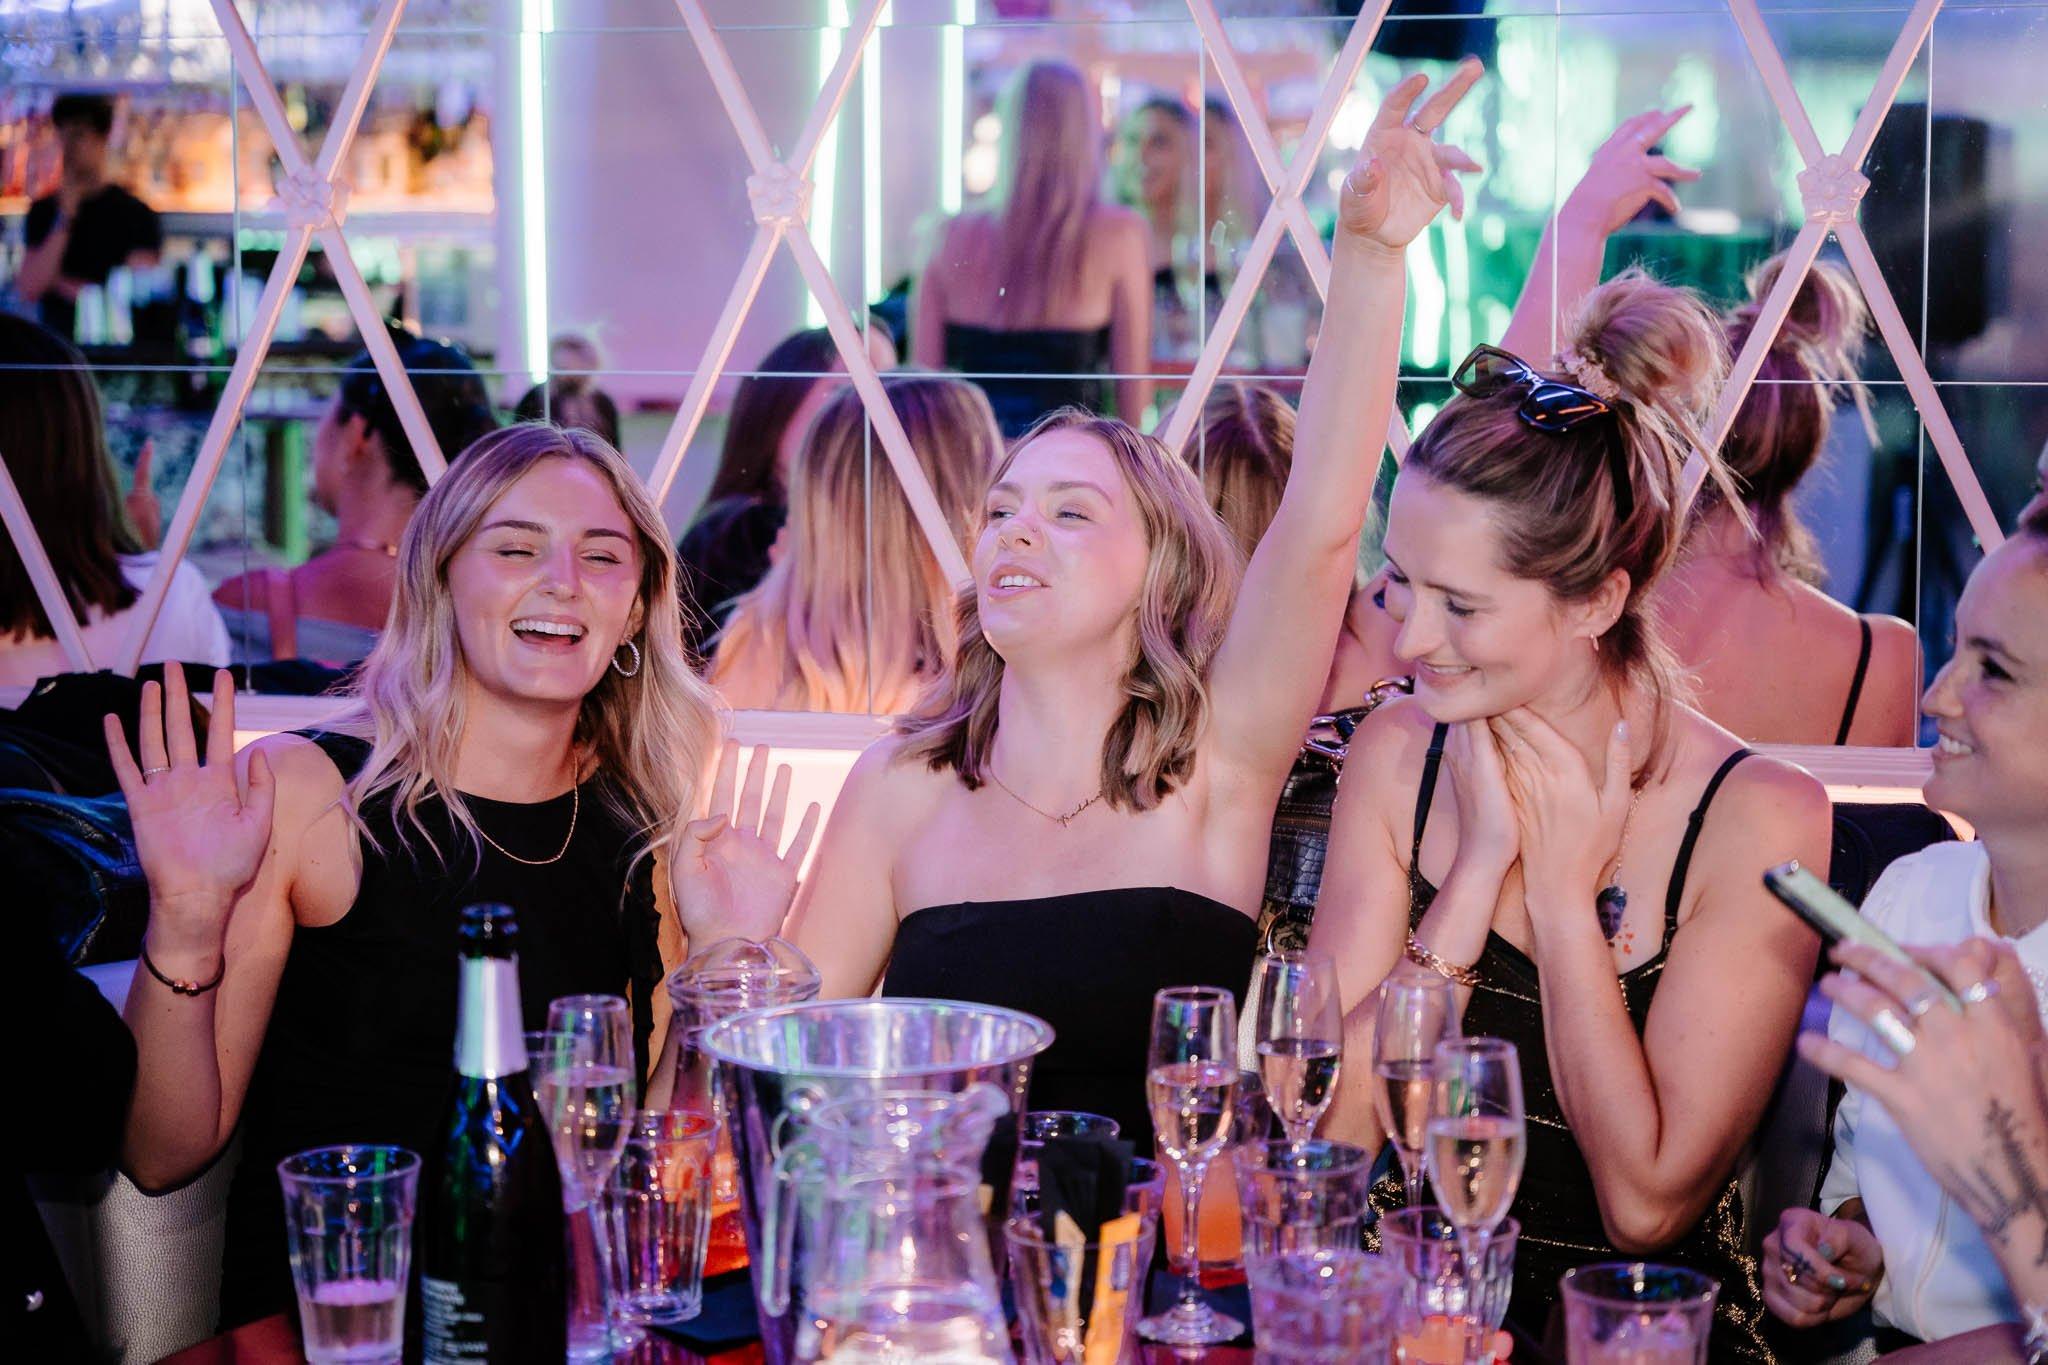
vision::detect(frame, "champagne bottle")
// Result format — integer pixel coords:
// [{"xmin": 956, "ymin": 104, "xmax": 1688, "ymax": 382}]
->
[{"xmin": 415, "ymin": 904, "xmax": 567, "ymax": 1362}]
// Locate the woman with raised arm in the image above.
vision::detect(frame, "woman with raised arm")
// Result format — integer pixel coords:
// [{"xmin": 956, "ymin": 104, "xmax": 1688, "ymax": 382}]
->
[
  {"xmin": 111, "ymin": 424, "xmax": 817, "ymax": 1328},
  {"xmin": 781, "ymin": 63, "xmax": 1484, "ymax": 1147},
  {"xmin": 1311, "ymin": 271, "xmax": 1832, "ymax": 1358},
  {"xmin": 1501, "ymin": 108, "xmax": 1916, "ymax": 745}
]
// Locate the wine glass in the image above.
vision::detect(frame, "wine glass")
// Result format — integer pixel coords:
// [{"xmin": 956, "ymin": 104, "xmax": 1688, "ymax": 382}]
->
[
  {"xmin": 1425, "ymin": 1037, "xmax": 1525, "ymax": 1282},
  {"xmin": 543, "ymin": 994, "xmax": 638, "ymax": 1360},
  {"xmin": 1250, "ymin": 948, "xmax": 1344, "ymax": 1142},
  {"xmin": 1372, "ymin": 970, "xmax": 1458, "ymax": 1208},
  {"xmin": 1138, "ymin": 986, "xmax": 1244, "ymax": 1347}
]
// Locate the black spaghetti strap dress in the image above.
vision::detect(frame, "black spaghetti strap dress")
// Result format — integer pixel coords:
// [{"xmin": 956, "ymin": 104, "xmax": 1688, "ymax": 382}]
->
[
  {"xmin": 215, "ymin": 732, "xmax": 661, "ymax": 1330},
  {"xmin": 881, "ymin": 888, "xmax": 1260, "ymax": 1151},
  {"xmin": 1832, "ymin": 617, "xmax": 1875, "ymax": 745},
  {"xmin": 1370, "ymin": 723, "xmax": 1773, "ymax": 1361}
]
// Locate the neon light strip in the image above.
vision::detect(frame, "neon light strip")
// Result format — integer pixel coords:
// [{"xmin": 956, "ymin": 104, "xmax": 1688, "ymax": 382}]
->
[
  {"xmin": 862, "ymin": 3, "xmax": 890, "ymax": 309},
  {"xmin": 519, "ymin": 0, "xmax": 554, "ymax": 385},
  {"xmin": 939, "ymin": 0, "xmax": 972, "ymax": 214},
  {"xmin": 808, "ymin": 0, "xmax": 850, "ymax": 326}
]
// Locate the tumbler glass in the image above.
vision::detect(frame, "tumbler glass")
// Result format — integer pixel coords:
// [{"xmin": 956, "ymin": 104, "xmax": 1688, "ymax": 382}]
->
[
  {"xmin": 609, "ymin": 1109, "xmax": 717, "ymax": 1324},
  {"xmin": 1560, "ymin": 1263, "xmax": 1718, "ymax": 1365},
  {"xmin": 1245, "ymin": 1248, "xmax": 1402, "ymax": 1363},
  {"xmin": 1006, "ymin": 1155, "xmax": 1165, "ymax": 1365},
  {"xmin": 276, "ymin": 1146, "xmax": 420, "ymax": 1365},
  {"xmin": 1379, "ymin": 1206, "xmax": 1519, "ymax": 1365},
  {"xmin": 1008, "ymin": 1111, "xmax": 1122, "ymax": 1226},
  {"xmin": 1234, "ymin": 1137, "xmax": 1373, "ymax": 1263}
]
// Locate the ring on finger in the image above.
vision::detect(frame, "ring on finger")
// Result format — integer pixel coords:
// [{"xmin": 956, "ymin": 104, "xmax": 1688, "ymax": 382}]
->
[
  {"xmin": 1871, "ymin": 1007, "xmax": 1918, "ymax": 1057},
  {"xmin": 1962, "ymin": 978, "xmax": 2002, "ymax": 1007},
  {"xmin": 1781, "ymin": 1255, "xmax": 1807, "ymax": 1287},
  {"xmin": 1904, "ymin": 987, "xmax": 1942, "ymax": 1019},
  {"xmin": 143, "ymin": 765, "xmax": 171, "ymax": 778}
]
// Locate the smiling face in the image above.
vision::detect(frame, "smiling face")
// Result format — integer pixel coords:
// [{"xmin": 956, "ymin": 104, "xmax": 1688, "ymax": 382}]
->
[
  {"xmin": 974, "ymin": 428, "xmax": 1151, "ymax": 664},
  {"xmin": 1921, "ymin": 535, "xmax": 2048, "ymax": 833},
  {"xmin": 444, "ymin": 457, "xmax": 644, "ymax": 710},
  {"xmin": 1381, "ymin": 471, "xmax": 1613, "ymax": 722}
]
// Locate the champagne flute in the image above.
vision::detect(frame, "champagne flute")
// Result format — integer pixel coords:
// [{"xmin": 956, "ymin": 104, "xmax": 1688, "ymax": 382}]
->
[
  {"xmin": 543, "ymin": 994, "xmax": 638, "ymax": 1360},
  {"xmin": 1251, "ymin": 948, "xmax": 1344, "ymax": 1142},
  {"xmin": 1425, "ymin": 1037, "xmax": 1525, "ymax": 1281},
  {"xmin": 1138, "ymin": 986, "xmax": 1243, "ymax": 1347},
  {"xmin": 1372, "ymin": 970, "xmax": 1458, "ymax": 1208}
]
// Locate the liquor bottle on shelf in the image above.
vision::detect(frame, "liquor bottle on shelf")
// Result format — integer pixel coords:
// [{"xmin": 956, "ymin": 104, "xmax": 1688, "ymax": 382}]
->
[{"xmin": 414, "ymin": 903, "xmax": 567, "ymax": 1364}]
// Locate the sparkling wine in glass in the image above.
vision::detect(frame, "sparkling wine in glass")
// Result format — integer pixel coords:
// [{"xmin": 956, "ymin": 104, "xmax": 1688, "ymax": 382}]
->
[
  {"xmin": 1425, "ymin": 1037, "xmax": 1525, "ymax": 1279},
  {"xmin": 1251, "ymin": 948, "xmax": 1344, "ymax": 1142},
  {"xmin": 544, "ymin": 994, "xmax": 639, "ymax": 1360},
  {"xmin": 1372, "ymin": 970, "xmax": 1458, "ymax": 1208},
  {"xmin": 1138, "ymin": 986, "xmax": 1244, "ymax": 1347}
]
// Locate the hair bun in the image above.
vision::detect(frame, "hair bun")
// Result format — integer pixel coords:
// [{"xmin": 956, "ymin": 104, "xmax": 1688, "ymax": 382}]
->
[
  {"xmin": 1731, "ymin": 252, "xmax": 1868, "ymax": 384},
  {"xmin": 1564, "ymin": 267, "xmax": 1728, "ymax": 425}
]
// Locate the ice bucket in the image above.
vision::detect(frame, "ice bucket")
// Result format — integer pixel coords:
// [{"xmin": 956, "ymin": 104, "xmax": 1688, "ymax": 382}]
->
[{"xmin": 700, "ymin": 997, "xmax": 1054, "ymax": 1363}]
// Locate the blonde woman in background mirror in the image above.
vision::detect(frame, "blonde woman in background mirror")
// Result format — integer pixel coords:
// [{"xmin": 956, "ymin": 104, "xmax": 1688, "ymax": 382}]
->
[
  {"xmin": 915, "ymin": 60, "xmax": 1154, "ymax": 435},
  {"xmin": 1501, "ymin": 106, "xmax": 1917, "ymax": 745},
  {"xmin": 709, "ymin": 374, "xmax": 1001, "ymax": 713}
]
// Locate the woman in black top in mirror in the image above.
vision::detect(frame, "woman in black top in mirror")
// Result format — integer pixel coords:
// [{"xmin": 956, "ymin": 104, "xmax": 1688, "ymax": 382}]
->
[
  {"xmin": 108, "ymin": 424, "xmax": 819, "ymax": 1328},
  {"xmin": 778, "ymin": 64, "xmax": 1487, "ymax": 1145},
  {"xmin": 1311, "ymin": 270, "xmax": 1833, "ymax": 1358}
]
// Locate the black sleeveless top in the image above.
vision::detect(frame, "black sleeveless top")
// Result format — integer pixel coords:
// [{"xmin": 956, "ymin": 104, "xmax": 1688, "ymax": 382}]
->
[
  {"xmin": 1376, "ymin": 724, "xmax": 1772, "ymax": 1362},
  {"xmin": 217, "ymin": 732, "xmax": 661, "ymax": 1329},
  {"xmin": 944, "ymin": 322, "xmax": 1113, "ymax": 437},
  {"xmin": 880, "ymin": 888, "xmax": 1260, "ymax": 1150}
]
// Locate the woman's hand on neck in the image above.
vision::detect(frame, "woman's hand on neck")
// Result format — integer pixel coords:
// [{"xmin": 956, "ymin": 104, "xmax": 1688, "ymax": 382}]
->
[
  {"xmin": 453, "ymin": 677, "xmax": 582, "ymax": 802},
  {"xmin": 1522, "ymin": 657, "xmax": 1640, "ymax": 785}
]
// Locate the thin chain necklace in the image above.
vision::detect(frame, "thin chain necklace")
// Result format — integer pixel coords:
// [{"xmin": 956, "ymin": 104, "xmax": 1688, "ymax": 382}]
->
[
  {"xmin": 474, "ymin": 783, "xmax": 579, "ymax": 866},
  {"xmin": 336, "ymin": 536, "xmax": 400, "ymax": 558},
  {"xmin": 1596, "ymin": 787, "xmax": 1643, "ymax": 941},
  {"xmin": 986, "ymin": 767, "xmax": 1106, "ymax": 829}
]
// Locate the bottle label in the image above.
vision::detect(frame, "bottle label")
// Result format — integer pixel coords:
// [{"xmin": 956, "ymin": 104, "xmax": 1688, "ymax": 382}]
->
[
  {"xmin": 454, "ymin": 958, "xmax": 526, "ymax": 1080},
  {"xmin": 419, "ymin": 1275, "xmax": 497, "ymax": 1362}
]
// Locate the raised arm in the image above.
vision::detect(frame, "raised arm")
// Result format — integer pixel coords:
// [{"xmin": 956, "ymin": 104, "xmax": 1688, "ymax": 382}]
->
[
  {"xmin": 1499, "ymin": 108, "xmax": 1698, "ymax": 362},
  {"xmin": 1206, "ymin": 61, "xmax": 1482, "ymax": 781},
  {"xmin": 114, "ymin": 671, "xmax": 324, "ymax": 1189},
  {"xmin": 1506, "ymin": 717, "xmax": 1829, "ymax": 1252}
]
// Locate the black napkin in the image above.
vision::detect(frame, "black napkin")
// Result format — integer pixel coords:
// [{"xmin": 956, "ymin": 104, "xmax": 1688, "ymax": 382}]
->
[{"xmin": 1034, "ymin": 1135, "xmax": 1136, "ymax": 1241}]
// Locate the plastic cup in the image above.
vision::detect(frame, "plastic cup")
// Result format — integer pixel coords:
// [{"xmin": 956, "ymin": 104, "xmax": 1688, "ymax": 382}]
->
[{"xmin": 1560, "ymin": 1262, "xmax": 1718, "ymax": 1365}]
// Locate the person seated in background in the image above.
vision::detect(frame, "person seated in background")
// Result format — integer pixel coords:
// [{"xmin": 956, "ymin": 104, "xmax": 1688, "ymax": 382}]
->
[
  {"xmin": 1195, "ymin": 381, "xmax": 1400, "ymax": 711},
  {"xmin": 212, "ymin": 329, "xmax": 499, "ymax": 665},
  {"xmin": 15, "ymin": 93, "xmax": 162, "ymax": 341},
  {"xmin": 0, "ymin": 316, "xmax": 228, "ymax": 686},
  {"xmin": 1501, "ymin": 107, "xmax": 1916, "ymax": 745},
  {"xmin": 512, "ymin": 332, "xmax": 623, "ymax": 449},
  {"xmin": 1763, "ymin": 508, "xmax": 2048, "ymax": 1353},
  {"xmin": 915, "ymin": 60, "xmax": 1153, "ymax": 436},
  {"xmin": 676, "ymin": 322, "xmax": 898, "ymax": 655},
  {"xmin": 1313, "ymin": 270, "xmax": 1831, "ymax": 1359},
  {"xmin": 709, "ymin": 374, "xmax": 999, "ymax": 713}
]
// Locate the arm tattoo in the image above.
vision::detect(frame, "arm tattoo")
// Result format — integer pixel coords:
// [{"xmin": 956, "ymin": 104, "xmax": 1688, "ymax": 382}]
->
[{"xmin": 1943, "ymin": 1099, "xmax": 2048, "ymax": 1269}]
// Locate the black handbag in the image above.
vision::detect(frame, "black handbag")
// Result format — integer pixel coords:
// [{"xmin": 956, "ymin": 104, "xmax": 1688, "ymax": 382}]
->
[{"xmin": 1254, "ymin": 676, "xmax": 1413, "ymax": 956}]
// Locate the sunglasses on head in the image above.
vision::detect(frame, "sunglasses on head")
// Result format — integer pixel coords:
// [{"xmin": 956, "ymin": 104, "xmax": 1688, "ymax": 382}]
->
[{"xmin": 1450, "ymin": 344, "xmax": 1632, "ymax": 519}]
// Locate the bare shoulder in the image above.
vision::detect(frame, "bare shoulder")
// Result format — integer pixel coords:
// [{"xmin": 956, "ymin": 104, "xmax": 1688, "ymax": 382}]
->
[
  {"xmin": 210, "ymin": 568, "xmax": 256, "ymax": 607},
  {"xmin": 1341, "ymin": 695, "xmax": 1442, "ymax": 806},
  {"xmin": 1089, "ymin": 203, "xmax": 1149, "ymax": 248},
  {"xmin": 1866, "ymin": 613, "xmax": 1920, "ymax": 670},
  {"xmin": 242, "ymin": 731, "xmax": 346, "ymax": 811},
  {"xmin": 1676, "ymin": 710, "xmax": 1830, "ymax": 841},
  {"xmin": 834, "ymin": 732, "xmax": 954, "ymax": 833}
]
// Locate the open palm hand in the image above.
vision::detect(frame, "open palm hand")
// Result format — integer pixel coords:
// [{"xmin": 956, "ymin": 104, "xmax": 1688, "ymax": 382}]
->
[
  {"xmin": 1339, "ymin": 58, "xmax": 1486, "ymax": 250},
  {"xmin": 672, "ymin": 740, "xmax": 821, "ymax": 945}
]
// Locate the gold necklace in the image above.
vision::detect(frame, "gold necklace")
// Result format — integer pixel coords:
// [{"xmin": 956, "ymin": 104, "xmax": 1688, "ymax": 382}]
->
[
  {"xmin": 337, "ymin": 537, "xmax": 400, "ymax": 558},
  {"xmin": 474, "ymin": 784, "xmax": 579, "ymax": 866},
  {"xmin": 986, "ymin": 768, "xmax": 1106, "ymax": 829}
]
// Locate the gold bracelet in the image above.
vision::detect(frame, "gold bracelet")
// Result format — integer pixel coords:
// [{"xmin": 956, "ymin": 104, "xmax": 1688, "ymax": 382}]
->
[{"xmin": 1405, "ymin": 933, "xmax": 1482, "ymax": 988}]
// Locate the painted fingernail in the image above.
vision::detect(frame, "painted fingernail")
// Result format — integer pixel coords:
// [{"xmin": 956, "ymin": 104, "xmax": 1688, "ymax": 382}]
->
[
  {"xmin": 1817, "ymin": 1240, "xmax": 1835, "ymax": 1259},
  {"xmin": 1828, "ymin": 1274, "xmax": 1848, "ymax": 1292}
]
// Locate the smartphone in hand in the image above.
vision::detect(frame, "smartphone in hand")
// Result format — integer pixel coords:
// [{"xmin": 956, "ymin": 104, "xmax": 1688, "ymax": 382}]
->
[{"xmin": 1763, "ymin": 859, "xmax": 1963, "ymax": 1013}]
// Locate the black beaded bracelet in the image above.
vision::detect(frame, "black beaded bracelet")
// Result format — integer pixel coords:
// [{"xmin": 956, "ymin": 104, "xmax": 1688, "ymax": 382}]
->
[{"xmin": 140, "ymin": 943, "xmax": 226, "ymax": 997}]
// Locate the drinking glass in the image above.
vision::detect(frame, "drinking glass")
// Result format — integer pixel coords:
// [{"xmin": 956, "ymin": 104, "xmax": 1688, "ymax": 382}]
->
[
  {"xmin": 1008, "ymin": 1110, "xmax": 1121, "ymax": 1227},
  {"xmin": 1372, "ymin": 970, "xmax": 1458, "ymax": 1209},
  {"xmin": 1245, "ymin": 1248, "xmax": 1403, "ymax": 1363},
  {"xmin": 1560, "ymin": 1263, "xmax": 1719, "ymax": 1365},
  {"xmin": 1233, "ymin": 1138, "xmax": 1373, "ymax": 1264},
  {"xmin": 541, "ymin": 994, "xmax": 638, "ymax": 1360},
  {"xmin": 609, "ymin": 1109, "xmax": 716, "ymax": 1325},
  {"xmin": 1425, "ymin": 1038, "xmax": 1525, "ymax": 1289},
  {"xmin": 276, "ymin": 1145, "xmax": 420, "ymax": 1365},
  {"xmin": 1006, "ymin": 1155, "xmax": 1165, "ymax": 1365},
  {"xmin": 1137, "ymin": 986, "xmax": 1242, "ymax": 1347},
  {"xmin": 1379, "ymin": 1206, "xmax": 1519, "ymax": 1365},
  {"xmin": 1250, "ymin": 949, "xmax": 1344, "ymax": 1142}
]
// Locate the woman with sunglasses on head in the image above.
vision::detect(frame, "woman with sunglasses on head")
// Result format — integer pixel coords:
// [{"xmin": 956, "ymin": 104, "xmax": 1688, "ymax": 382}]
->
[
  {"xmin": 111, "ymin": 424, "xmax": 815, "ymax": 1327},
  {"xmin": 778, "ymin": 65, "xmax": 1484, "ymax": 1152},
  {"xmin": 1313, "ymin": 272, "xmax": 1832, "ymax": 1357},
  {"xmin": 1501, "ymin": 107, "xmax": 1917, "ymax": 746}
]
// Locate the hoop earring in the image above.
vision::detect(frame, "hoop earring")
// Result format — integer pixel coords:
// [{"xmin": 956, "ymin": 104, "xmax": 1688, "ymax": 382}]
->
[{"xmin": 611, "ymin": 639, "xmax": 642, "ymax": 678}]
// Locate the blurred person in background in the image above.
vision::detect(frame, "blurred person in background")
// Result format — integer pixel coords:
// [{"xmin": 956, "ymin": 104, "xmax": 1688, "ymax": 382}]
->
[
  {"xmin": 513, "ymin": 332, "xmax": 623, "ymax": 450},
  {"xmin": 16, "ymin": 93, "xmax": 162, "ymax": 341}
]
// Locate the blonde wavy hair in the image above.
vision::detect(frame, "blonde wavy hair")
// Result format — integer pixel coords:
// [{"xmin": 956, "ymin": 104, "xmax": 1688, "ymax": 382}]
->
[
  {"xmin": 329, "ymin": 422, "xmax": 721, "ymax": 869},
  {"xmin": 710, "ymin": 374, "xmax": 999, "ymax": 712},
  {"xmin": 895, "ymin": 409, "xmax": 1243, "ymax": 811}
]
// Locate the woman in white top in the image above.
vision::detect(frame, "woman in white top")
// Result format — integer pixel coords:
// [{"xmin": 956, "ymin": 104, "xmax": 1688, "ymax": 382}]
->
[
  {"xmin": 1763, "ymin": 510, "xmax": 2048, "ymax": 1347},
  {"xmin": 0, "ymin": 315, "xmax": 230, "ymax": 686}
]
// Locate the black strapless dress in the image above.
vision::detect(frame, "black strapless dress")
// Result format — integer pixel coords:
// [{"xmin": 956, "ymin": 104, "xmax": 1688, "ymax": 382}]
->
[
  {"xmin": 881, "ymin": 888, "xmax": 1260, "ymax": 1150},
  {"xmin": 1372, "ymin": 724, "xmax": 1773, "ymax": 1362},
  {"xmin": 943, "ymin": 322, "xmax": 1114, "ymax": 437}
]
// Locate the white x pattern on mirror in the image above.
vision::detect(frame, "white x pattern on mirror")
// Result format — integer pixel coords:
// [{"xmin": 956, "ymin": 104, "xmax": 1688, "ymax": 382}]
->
[{"xmin": 0, "ymin": 0, "xmax": 2003, "ymax": 759}]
